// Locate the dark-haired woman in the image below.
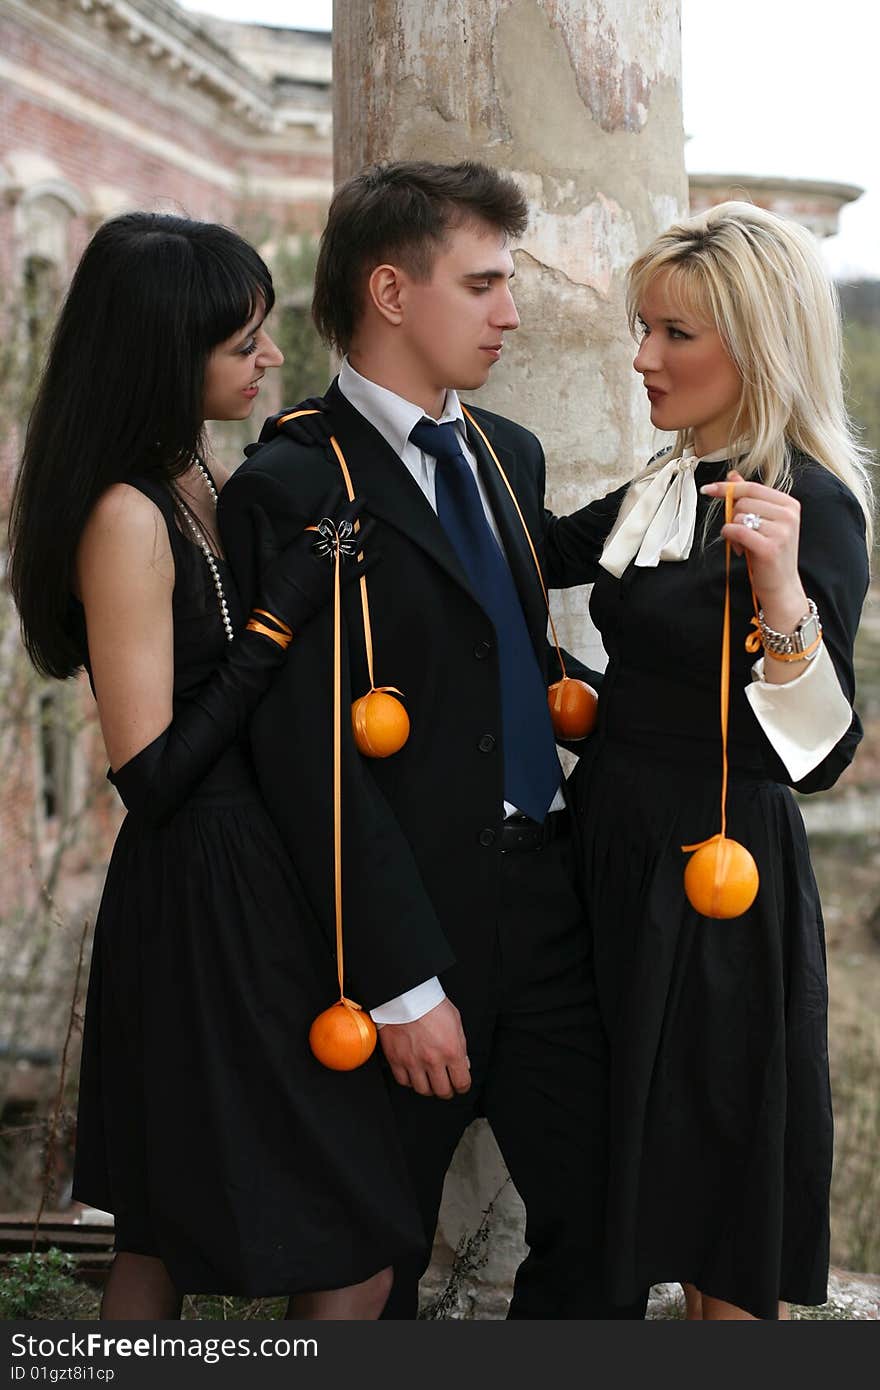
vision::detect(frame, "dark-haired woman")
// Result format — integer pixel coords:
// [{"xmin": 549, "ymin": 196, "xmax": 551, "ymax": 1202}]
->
[{"xmin": 8, "ymin": 213, "xmax": 420, "ymax": 1320}]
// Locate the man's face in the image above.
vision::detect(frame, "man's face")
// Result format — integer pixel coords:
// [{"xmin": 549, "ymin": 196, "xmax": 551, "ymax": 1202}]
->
[{"xmin": 397, "ymin": 219, "xmax": 520, "ymax": 394}]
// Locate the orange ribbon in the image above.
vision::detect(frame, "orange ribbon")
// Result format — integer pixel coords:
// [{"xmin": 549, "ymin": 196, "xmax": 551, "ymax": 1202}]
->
[
  {"xmin": 681, "ymin": 483, "xmax": 740, "ymax": 854},
  {"xmin": 331, "ymin": 527, "xmax": 344, "ymax": 1000},
  {"xmin": 327, "ymin": 433, "xmax": 382, "ymax": 694},
  {"xmin": 327, "ymin": 522, "xmax": 367, "ymax": 1017},
  {"xmin": 276, "ymin": 411, "xmax": 383, "ymax": 698},
  {"xmin": 244, "ymin": 618, "xmax": 291, "ymax": 650},
  {"xmin": 275, "ymin": 415, "xmax": 366, "ymax": 1017},
  {"xmin": 461, "ymin": 406, "xmax": 570, "ymax": 679},
  {"xmin": 678, "ymin": 489, "xmax": 767, "ymax": 856}
]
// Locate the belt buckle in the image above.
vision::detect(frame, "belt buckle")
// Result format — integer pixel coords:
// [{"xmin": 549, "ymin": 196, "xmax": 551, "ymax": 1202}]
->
[{"xmin": 501, "ymin": 813, "xmax": 542, "ymax": 854}]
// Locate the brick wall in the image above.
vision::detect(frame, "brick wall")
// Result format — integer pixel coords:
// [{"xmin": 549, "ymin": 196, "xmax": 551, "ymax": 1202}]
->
[{"xmin": 0, "ymin": 1, "xmax": 333, "ymax": 1061}]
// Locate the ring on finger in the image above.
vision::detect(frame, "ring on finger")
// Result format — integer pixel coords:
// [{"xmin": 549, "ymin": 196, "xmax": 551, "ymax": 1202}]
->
[{"xmin": 740, "ymin": 512, "xmax": 763, "ymax": 531}]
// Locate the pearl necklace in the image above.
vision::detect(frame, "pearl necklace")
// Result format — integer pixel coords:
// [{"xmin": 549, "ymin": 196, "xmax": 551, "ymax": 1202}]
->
[{"xmin": 172, "ymin": 458, "xmax": 234, "ymax": 643}]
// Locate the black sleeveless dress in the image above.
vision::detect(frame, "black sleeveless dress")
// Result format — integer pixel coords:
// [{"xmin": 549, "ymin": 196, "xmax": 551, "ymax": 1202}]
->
[{"xmin": 71, "ymin": 476, "xmax": 421, "ymax": 1295}]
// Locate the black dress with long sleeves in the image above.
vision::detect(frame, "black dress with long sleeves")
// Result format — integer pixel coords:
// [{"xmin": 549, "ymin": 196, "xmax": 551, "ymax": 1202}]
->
[
  {"xmin": 544, "ymin": 450, "xmax": 869, "ymax": 1318},
  {"xmin": 70, "ymin": 476, "xmax": 421, "ymax": 1295}
]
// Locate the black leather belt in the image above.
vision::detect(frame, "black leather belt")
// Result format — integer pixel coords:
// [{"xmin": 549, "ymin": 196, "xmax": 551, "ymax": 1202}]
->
[{"xmin": 500, "ymin": 808, "xmax": 569, "ymax": 853}]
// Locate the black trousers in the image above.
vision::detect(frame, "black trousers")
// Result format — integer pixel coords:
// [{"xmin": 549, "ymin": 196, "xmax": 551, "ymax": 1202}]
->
[{"xmin": 380, "ymin": 825, "xmax": 647, "ymax": 1319}]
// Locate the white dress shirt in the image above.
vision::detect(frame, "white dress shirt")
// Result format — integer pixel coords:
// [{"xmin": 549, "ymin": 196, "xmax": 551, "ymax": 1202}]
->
[
  {"xmin": 338, "ymin": 357, "xmax": 504, "ymax": 541},
  {"xmin": 338, "ymin": 359, "xmax": 564, "ymax": 1025}
]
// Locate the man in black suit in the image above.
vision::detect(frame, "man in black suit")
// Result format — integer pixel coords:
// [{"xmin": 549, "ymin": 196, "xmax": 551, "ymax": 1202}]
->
[{"xmin": 218, "ymin": 161, "xmax": 643, "ymax": 1319}]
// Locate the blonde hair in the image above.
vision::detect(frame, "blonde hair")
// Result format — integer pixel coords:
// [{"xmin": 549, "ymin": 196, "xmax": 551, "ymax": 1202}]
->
[{"xmin": 625, "ymin": 201, "xmax": 874, "ymax": 551}]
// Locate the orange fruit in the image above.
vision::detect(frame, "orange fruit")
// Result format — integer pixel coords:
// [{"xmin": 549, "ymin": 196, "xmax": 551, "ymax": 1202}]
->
[
  {"xmin": 684, "ymin": 836, "xmax": 759, "ymax": 919},
  {"xmin": 352, "ymin": 689, "xmax": 410, "ymax": 758},
  {"xmin": 547, "ymin": 678, "xmax": 598, "ymax": 740},
  {"xmin": 309, "ymin": 1001, "xmax": 377, "ymax": 1071}
]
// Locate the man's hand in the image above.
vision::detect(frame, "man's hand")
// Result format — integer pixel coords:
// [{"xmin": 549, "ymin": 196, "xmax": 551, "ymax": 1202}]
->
[{"xmin": 379, "ymin": 998, "xmax": 471, "ymax": 1099}]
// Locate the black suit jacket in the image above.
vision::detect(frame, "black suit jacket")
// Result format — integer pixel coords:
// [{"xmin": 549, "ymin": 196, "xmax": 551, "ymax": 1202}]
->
[{"xmin": 218, "ymin": 381, "xmax": 600, "ymax": 1017}]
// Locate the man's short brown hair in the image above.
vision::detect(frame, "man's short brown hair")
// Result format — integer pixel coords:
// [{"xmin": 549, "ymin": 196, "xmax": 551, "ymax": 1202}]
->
[{"xmin": 312, "ymin": 160, "xmax": 529, "ymax": 354}]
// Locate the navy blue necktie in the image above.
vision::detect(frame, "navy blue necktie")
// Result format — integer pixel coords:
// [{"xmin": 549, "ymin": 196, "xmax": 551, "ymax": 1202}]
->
[{"xmin": 409, "ymin": 419, "xmax": 560, "ymax": 822}]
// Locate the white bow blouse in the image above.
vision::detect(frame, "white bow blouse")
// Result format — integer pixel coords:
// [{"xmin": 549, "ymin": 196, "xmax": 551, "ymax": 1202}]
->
[{"xmin": 599, "ymin": 448, "xmax": 701, "ymax": 577}]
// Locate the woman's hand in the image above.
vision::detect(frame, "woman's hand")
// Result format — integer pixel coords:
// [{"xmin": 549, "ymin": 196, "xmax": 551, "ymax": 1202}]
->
[
  {"xmin": 701, "ymin": 470, "xmax": 809, "ymax": 633},
  {"xmin": 251, "ymin": 494, "xmax": 375, "ymax": 635},
  {"xmin": 701, "ymin": 470, "xmax": 815, "ymax": 686}
]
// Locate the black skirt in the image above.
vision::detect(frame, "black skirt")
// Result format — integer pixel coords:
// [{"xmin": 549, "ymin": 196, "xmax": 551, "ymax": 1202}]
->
[
  {"xmin": 574, "ymin": 736, "xmax": 832, "ymax": 1319},
  {"xmin": 73, "ymin": 747, "xmax": 422, "ymax": 1295}
]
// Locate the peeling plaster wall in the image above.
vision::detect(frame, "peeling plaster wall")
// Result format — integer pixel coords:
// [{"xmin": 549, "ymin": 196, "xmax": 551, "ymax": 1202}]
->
[
  {"xmin": 334, "ymin": 0, "xmax": 686, "ymax": 676},
  {"xmin": 334, "ymin": 0, "xmax": 687, "ymax": 1303}
]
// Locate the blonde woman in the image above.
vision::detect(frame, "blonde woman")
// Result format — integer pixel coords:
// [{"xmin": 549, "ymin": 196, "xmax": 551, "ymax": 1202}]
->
[{"xmin": 545, "ymin": 202, "xmax": 872, "ymax": 1319}]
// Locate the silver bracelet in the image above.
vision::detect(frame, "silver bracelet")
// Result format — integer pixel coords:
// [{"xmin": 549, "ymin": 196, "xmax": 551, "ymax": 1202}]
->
[{"xmin": 757, "ymin": 598, "xmax": 822, "ymax": 659}]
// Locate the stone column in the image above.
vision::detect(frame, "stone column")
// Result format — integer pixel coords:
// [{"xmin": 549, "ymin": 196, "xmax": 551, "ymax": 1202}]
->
[{"xmin": 333, "ymin": 0, "xmax": 687, "ymax": 1315}]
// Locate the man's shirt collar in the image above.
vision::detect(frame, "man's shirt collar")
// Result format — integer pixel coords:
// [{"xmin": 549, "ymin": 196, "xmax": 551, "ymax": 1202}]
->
[{"xmin": 339, "ymin": 357, "xmax": 466, "ymax": 459}]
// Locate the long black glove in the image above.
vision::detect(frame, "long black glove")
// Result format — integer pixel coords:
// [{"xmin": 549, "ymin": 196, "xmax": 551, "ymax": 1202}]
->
[{"xmin": 111, "ymin": 495, "xmax": 373, "ymax": 826}]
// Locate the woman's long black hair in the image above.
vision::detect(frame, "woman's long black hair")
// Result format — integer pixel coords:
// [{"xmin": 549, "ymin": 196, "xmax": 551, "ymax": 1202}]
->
[{"xmin": 8, "ymin": 212, "xmax": 274, "ymax": 678}]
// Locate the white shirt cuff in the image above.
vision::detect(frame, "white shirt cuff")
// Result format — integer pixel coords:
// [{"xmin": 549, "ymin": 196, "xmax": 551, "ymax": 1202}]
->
[
  {"xmin": 369, "ymin": 977, "xmax": 446, "ymax": 1026},
  {"xmin": 745, "ymin": 641, "xmax": 852, "ymax": 783}
]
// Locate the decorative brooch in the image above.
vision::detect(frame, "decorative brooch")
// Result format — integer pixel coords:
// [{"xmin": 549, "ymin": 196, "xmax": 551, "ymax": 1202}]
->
[{"xmin": 311, "ymin": 517, "xmax": 359, "ymax": 561}]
